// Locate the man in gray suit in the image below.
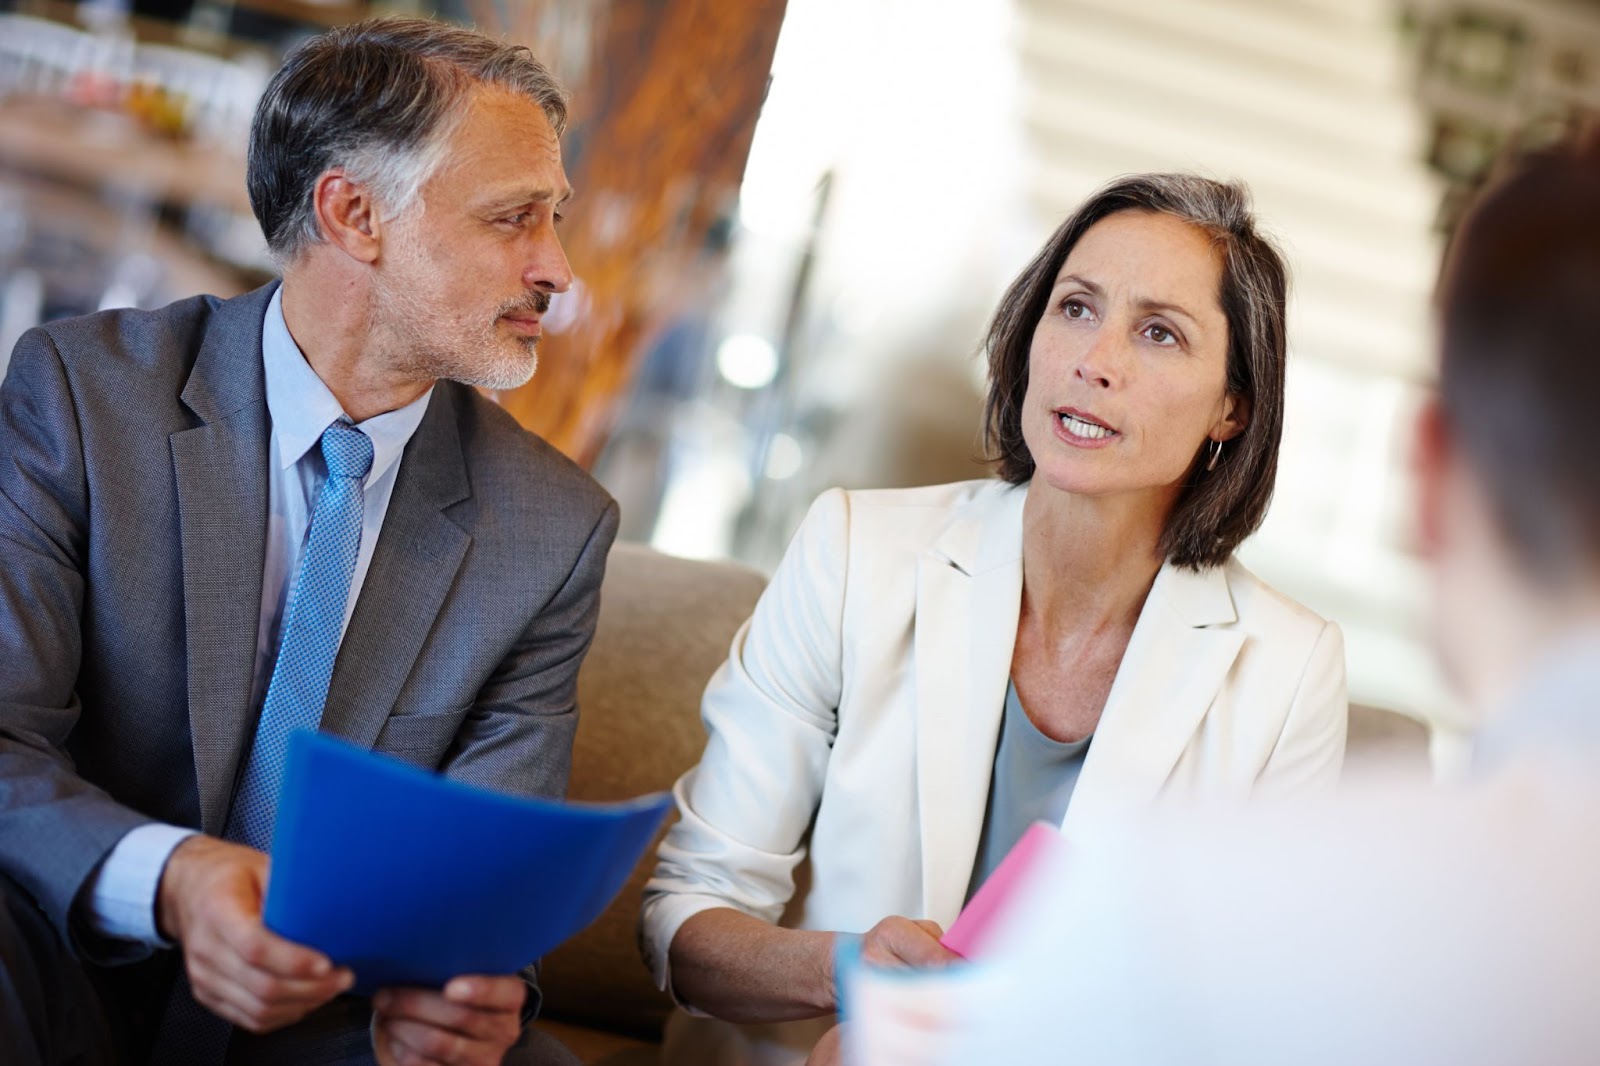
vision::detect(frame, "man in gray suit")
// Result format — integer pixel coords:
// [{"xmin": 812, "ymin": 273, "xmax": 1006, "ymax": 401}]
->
[{"xmin": 0, "ymin": 18, "xmax": 617, "ymax": 1066}]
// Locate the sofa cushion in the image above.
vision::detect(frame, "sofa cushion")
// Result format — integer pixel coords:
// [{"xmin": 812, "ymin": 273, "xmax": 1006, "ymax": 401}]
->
[{"xmin": 539, "ymin": 542, "xmax": 767, "ymax": 1038}]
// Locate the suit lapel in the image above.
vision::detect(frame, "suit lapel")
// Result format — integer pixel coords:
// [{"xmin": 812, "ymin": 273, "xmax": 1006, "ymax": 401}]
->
[
  {"xmin": 318, "ymin": 386, "xmax": 471, "ymax": 748},
  {"xmin": 171, "ymin": 284, "xmax": 276, "ymax": 834},
  {"xmin": 915, "ymin": 483, "xmax": 1026, "ymax": 926},
  {"xmin": 1063, "ymin": 562, "xmax": 1244, "ymax": 840}
]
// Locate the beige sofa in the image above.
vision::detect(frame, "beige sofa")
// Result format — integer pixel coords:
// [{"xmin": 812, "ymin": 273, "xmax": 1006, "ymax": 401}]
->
[
  {"xmin": 531, "ymin": 542, "xmax": 1433, "ymax": 1064},
  {"xmin": 533, "ymin": 542, "xmax": 766, "ymax": 1064}
]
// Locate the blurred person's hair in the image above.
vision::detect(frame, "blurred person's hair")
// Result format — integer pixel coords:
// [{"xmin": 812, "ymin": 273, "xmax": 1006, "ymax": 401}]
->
[
  {"xmin": 982, "ymin": 173, "xmax": 1290, "ymax": 570},
  {"xmin": 1437, "ymin": 137, "xmax": 1600, "ymax": 580},
  {"xmin": 247, "ymin": 17, "xmax": 569, "ymax": 264}
]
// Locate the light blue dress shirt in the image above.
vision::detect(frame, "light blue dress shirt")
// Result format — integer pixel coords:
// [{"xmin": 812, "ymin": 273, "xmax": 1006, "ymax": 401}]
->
[{"xmin": 77, "ymin": 286, "xmax": 433, "ymax": 947}]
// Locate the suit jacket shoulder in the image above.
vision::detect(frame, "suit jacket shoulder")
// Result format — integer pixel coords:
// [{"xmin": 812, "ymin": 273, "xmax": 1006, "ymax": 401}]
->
[{"xmin": 439, "ymin": 381, "xmax": 614, "ymax": 530}]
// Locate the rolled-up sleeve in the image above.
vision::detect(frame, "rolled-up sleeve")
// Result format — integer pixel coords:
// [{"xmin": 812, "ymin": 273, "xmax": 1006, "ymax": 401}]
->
[{"xmin": 640, "ymin": 489, "xmax": 851, "ymax": 992}]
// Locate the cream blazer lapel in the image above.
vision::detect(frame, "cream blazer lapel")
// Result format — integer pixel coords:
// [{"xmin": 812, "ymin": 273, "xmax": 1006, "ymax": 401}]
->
[
  {"xmin": 914, "ymin": 483, "xmax": 1026, "ymax": 926},
  {"xmin": 1063, "ymin": 562, "xmax": 1245, "ymax": 839}
]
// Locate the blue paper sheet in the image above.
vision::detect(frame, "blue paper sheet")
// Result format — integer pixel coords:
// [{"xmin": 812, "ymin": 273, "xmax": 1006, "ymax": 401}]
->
[{"xmin": 262, "ymin": 731, "xmax": 672, "ymax": 994}]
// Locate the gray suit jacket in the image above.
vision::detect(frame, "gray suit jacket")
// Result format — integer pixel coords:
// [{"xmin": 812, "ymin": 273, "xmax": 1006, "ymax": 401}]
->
[{"xmin": 0, "ymin": 283, "xmax": 618, "ymax": 1057}]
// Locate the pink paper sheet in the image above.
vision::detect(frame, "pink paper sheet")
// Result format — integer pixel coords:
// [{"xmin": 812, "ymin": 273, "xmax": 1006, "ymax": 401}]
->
[{"xmin": 940, "ymin": 821, "xmax": 1064, "ymax": 960}]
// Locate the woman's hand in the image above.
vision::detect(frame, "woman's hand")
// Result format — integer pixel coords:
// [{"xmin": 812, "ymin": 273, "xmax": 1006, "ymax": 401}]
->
[{"xmin": 857, "ymin": 916, "xmax": 961, "ymax": 969}]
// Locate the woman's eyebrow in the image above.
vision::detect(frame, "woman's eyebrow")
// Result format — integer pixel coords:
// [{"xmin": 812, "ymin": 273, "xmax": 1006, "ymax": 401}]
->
[{"xmin": 1054, "ymin": 273, "xmax": 1105, "ymax": 297}]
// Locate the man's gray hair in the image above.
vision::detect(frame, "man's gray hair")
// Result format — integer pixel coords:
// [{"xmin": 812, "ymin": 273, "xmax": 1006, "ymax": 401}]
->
[{"xmin": 247, "ymin": 17, "xmax": 569, "ymax": 263}]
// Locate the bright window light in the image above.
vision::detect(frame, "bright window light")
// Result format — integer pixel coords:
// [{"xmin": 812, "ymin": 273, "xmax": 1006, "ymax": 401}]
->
[{"xmin": 716, "ymin": 334, "xmax": 780, "ymax": 390}]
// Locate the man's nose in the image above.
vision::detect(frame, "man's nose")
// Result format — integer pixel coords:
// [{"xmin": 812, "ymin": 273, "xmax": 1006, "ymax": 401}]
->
[{"xmin": 524, "ymin": 233, "xmax": 573, "ymax": 294}]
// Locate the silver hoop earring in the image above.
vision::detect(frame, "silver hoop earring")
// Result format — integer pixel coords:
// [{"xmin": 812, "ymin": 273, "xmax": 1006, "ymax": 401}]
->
[{"xmin": 1206, "ymin": 438, "xmax": 1223, "ymax": 471}]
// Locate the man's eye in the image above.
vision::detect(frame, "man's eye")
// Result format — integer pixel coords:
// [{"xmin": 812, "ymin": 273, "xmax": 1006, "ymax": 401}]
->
[
  {"xmin": 502, "ymin": 213, "xmax": 530, "ymax": 226},
  {"xmin": 553, "ymin": 211, "xmax": 566, "ymax": 225}
]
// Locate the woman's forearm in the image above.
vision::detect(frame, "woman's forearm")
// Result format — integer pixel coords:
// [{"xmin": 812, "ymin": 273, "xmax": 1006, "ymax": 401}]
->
[{"xmin": 667, "ymin": 907, "xmax": 839, "ymax": 1024}]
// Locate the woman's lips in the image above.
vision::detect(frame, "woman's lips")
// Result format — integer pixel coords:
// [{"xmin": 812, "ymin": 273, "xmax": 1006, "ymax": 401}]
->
[{"xmin": 1053, "ymin": 407, "xmax": 1120, "ymax": 447}]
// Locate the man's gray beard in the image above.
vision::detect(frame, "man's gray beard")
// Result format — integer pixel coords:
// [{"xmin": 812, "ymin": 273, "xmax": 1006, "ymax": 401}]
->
[
  {"xmin": 371, "ymin": 284, "xmax": 539, "ymax": 390},
  {"xmin": 438, "ymin": 337, "xmax": 538, "ymax": 391}
]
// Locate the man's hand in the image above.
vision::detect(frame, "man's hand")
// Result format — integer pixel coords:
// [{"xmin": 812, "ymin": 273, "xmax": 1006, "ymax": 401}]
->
[
  {"xmin": 372, "ymin": 975, "xmax": 526, "ymax": 1066},
  {"xmin": 157, "ymin": 834, "xmax": 353, "ymax": 1032},
  {"xmin": 857, "ymin": 916, "xmax": 961, "ymax": 969}
]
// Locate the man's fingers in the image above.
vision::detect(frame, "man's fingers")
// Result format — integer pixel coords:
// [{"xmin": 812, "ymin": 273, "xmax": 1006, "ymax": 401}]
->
[
  {"xmin": 444, "ymin": 974, "xmax": 527, "ymax": 1013},
  {"xmin": 186, "ymin": 943, "xmax": 351, "ymax": 1033},
  {"xmin": 188, "ymin": 960, "xmax": 289, "ymax": 1033},
  {"xmin": 376, "ymin": 1021, "xmax": 451, "ymax": 1066},
  {"xmin": 206, "ymin": 945, "xmax": 350, "ymax": 1012},
  {"xmin": 217, "ymin": 919, "xmax": 339, "ymax": 981},
  {"xmin": 375, "ymin": 986, "xmax": 518, "ymax": 1042},
  {"xmin": 378, "ymin": 1017, "xmax": 471, "ymax": 1066}
]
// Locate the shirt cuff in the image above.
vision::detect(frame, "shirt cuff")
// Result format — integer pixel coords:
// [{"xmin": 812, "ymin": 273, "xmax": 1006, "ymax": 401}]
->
[{"xmin": 77, "ymin": 823, "xmax": 197, "ymax": 948}]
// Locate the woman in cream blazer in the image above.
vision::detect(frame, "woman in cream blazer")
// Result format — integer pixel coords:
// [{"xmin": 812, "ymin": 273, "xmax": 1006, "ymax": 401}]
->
[{"xmin": 642, "ymin": 174, "xmax": 1347, "ymax": 1065}]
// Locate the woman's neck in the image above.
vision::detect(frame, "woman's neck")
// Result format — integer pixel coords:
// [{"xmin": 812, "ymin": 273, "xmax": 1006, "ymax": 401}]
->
[{"xmin": 1020, "ymin": 479, "xmax": 1170, "ymax": 639}]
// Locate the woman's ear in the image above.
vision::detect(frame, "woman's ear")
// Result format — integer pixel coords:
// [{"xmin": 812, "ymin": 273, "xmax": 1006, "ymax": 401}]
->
[
  {"xmin": 1214, "ymin": 392, "xmax": 1251, "ymax": 443},
  {"xmin": 313, "ymin": 170, "xmax": 383, "ymax": 265}
]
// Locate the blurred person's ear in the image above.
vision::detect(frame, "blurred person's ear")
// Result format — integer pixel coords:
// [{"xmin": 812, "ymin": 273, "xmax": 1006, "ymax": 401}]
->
[
  {"xmin": 1412, "ymin": 395, "xmax": 1451, "ymax": 559},
  {"xmin": 312, "ymin": 170, "xmax": 382, "ymax": 266}
]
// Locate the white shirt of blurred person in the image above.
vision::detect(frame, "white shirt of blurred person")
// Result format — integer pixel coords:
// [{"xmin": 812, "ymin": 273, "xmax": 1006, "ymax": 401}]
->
[
  {"xmin": 845, "ymin": 140, "xmax": 1600, "ymax": 1066},
  {"xmin": 639, "ymin": 174, "xmax": 1349, "ymax": 1066}
]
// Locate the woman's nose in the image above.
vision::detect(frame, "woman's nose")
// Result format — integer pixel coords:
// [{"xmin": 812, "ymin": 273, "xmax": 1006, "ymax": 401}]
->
[{"xmin": 1075, "ymin": 332, "xmax": 1126, "ymax": 389}]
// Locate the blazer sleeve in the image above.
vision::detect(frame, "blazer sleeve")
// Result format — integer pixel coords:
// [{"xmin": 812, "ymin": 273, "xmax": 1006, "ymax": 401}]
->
[
  {"xmin": 1254, "ymin": 620, "xmax": 1349, "ymax": 796},
  {"xmin": 437, "ymin": 496, "xmax": 619, "ymax": 802},
  {"xmin": 640, "ymin": 488, "xmax": 850, "ymax": 992},
  {"xmin": 0, "ymin": 328, "xmax": 155, "ymax": 944},
  {"xmin": 432, "ymin": 490, "xmax": 617, "ymax": 1024}
]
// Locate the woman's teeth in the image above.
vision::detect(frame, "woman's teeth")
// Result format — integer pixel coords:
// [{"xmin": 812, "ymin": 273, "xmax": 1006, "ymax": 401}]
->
[{"xmin": 1060, "ymin": 413, "xmax": 1113, "ymax": 439}]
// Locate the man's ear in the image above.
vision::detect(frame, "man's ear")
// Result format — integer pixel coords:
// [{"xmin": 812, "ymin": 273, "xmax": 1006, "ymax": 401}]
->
[
  {"xmin": 1413, "ymin": 395, "xmax": 1452, "ymax": 558},
  {"xmin": 312, "ymin": 170, "xmax": 382, "ymax": 264},
  {"xmin": 1215, "ymin": 391, "xmax": 1250, "ymax": 443}
]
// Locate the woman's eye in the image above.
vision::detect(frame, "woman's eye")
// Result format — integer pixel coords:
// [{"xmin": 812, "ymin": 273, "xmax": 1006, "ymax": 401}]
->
[
  {"xmin": 1145, "ymin": 324, "xmax": 1177, "ymax": 346},
  {"xmin": 1063, "ymin": 299, "xmax": 1091, "ymax": 320}
]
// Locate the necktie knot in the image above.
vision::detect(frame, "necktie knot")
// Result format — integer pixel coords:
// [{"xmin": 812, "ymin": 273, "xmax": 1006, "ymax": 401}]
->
[{"xmin": 322, "ymin": 423, "xmax": 373, "ymax": 481}]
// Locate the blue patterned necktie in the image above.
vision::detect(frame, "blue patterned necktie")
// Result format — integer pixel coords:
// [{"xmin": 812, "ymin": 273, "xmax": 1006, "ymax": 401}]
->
[
  {"xmin": 225, "ymin": 422, "xmax": 373, "ymax": 851},
  {"xmin": 154, "ymin": 423, "xmax": 374, "ymax": 1063}
]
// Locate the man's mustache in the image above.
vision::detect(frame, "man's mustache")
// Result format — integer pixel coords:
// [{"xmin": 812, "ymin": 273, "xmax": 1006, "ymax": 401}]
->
[{"xmin": 501, "ymin": 291, "xmax": 552, "ymax": 317}]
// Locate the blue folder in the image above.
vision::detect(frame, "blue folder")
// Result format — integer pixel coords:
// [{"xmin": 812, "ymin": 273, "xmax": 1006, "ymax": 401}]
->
[{"xmin": 262, "ymin": 731, "xmax": 672, "ymax": 994}]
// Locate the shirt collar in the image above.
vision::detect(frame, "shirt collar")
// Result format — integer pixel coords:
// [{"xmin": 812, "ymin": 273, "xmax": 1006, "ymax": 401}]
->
[{"xmin": 261, "ymin": 285, "xmax": 433, "ymax": 483}]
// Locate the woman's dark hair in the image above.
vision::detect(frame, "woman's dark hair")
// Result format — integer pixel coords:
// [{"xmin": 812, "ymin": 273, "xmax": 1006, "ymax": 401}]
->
[{"xmin": 983, "ymin": 173, "xmax": 1290, "ymax": 570}]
